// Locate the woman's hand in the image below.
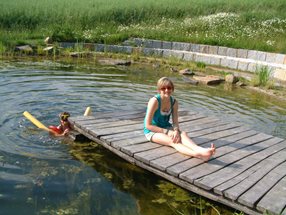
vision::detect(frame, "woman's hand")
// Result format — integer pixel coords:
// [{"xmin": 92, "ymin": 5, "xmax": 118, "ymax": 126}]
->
[{"xmin": 168, "ymin": 130, "xmax": 181, "ymax": 143}]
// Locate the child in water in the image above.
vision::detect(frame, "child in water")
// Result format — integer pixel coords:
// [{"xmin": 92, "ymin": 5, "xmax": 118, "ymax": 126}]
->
[
  {"xmin": 49, "ymin": 112, "xmax": 71, "ymax": 136},
  {"xmin": 144, "ymin": 77, "xmax": 215, "ymax": 161}
]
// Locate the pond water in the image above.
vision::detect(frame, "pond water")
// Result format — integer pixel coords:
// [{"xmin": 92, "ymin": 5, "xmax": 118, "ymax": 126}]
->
[{"xmin": 0, "ymin": 59, "xmax": 286, "ymax": 215}]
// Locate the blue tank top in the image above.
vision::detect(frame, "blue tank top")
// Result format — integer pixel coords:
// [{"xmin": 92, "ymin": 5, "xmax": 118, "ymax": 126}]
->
[{"xmin": 144, "ymin": 94, "xmax": 176, "ymax": 134}]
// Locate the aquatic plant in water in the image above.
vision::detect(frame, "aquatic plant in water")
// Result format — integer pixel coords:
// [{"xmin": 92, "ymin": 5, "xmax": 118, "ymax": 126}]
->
[{"xmin": 252, "ymin": 66, "xmax": 273, "ymax": 88}]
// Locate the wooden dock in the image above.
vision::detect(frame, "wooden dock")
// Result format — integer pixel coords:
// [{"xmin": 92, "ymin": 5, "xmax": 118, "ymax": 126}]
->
[{"xmin": 69, "ymin": 109, "xmax": 286, "ymax": 215}]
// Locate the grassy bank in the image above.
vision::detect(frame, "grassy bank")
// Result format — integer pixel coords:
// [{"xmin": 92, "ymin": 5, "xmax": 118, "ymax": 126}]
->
[{"xmin": 0, "ymin": 0, "xmax": 286, "ymax": 54}]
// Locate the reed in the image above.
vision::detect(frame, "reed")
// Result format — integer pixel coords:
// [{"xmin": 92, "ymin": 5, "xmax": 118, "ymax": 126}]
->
[{"xmin": 251, "ymin": 66, "xmax": 274, "ymax": 88}]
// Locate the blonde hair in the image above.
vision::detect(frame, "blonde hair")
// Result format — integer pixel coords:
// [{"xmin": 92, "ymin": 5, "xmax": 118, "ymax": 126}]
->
[{"xmin": 157, "ymin": 77, "xmax": 174, "ymax": 91}]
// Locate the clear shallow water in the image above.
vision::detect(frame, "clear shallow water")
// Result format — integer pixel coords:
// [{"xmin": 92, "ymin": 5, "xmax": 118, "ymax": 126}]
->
[{"xmin": 0, "ymin": 59, "xmax": 285, "ymax": 215}]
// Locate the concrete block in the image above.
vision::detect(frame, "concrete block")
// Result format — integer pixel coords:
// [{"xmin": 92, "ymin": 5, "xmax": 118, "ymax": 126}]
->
[
  {"xmin": 208, "ymin": 46, "xmax": 218, "ymax": 55},
  {"xmin": 190, "ymin": 44, "xmax": 200, "ymax": 52},
  {"xmin": 95, "ymin": 44, "xmax": 105, "ymax": 52},
  {"xmin": 162, "ymin": 41, "xmax": 172, "ymax": 50},
  {"xmin": 162, "ymin": 50, "xmax": 173, "ymax": 58},
  {"xmin": 209, "ymin": 56, "xmax": 221, "ymax": 65},
  {"xmin": 220, "ymin": 58, "xmax": 238, "ymax": 69},
  {"xmin": 152, "ymin": 40, "xmax": 162, "ymax": 49},
  {"xmin": 247, "ymin": 62, "xmax": 258, "ymax": 72},
  {"xmin": 172, "ymin": 42, "xmax": 190, "ymax": 51},
  {"xmin": 228, "ymin": 59, "xmax": 239, "ymax": 69},
  {"xmin": 83, "ymin": 43, "xmax": 95, "ymax": 50},
  {"xmin": 226, "ymin": 48, "xmax": 237, "ymax": 58},
  {"xmin": 144, "ymin": 40, "xmax": 153, "ymax": 48},
  {"xmin": 171, "ymin": 51, "xmax": 184, "ymax": 59},
  {"xmin": 121, "ymin": 46, "xmax": 132, "ymax": 54},
  {"xmin": 142, "ymin": 48, "xmax": 154, "ymax": 56},
  {"xmin": 218, "ymin": 47, "xmax": 228, "ymax": 56},
  {"xmin": 256, "ymin": 51, "xmax": 267, "ymax": 61},
  {"xmin": 237, "ymin": 49, "xmax": 248, "ymax": 58},
  {"xmin": 60, "ymin": 42, "xmax": 75, "ymax": 48},
  {"xmin": 275, "ymin": 54, "xmax": 286, "ymax": 64},
  {"xmin": 153, "ymin": 49, "xmax": 163, "ymax": 57},
  {"xmin": 237, "ymin": 61, "xmax": 249, "ymax": 71},
  {"xmin": 247, "ymin": 50, "xmax": 258, "ymax": 61},
  {"xmin": 134, "ymin": 38, "xmax": 144, "ymax": 47},
  {"xmin": 247, "ymin": 50, "xmax": 267, "ymax": 61},
  {"xmin": 183, "ymin": 52, "xmax": 194, "ymax": 61},
  {"xmin": 107, "ymin": 45, "xmax": 118, "ymax": 53},
  {"xmin": 196, "ymin": 54, "xmax": 211, "ymax": 64},
  {"xmin": 265, "ymin": 53, "xmax": 276, "ymax": 63},
  {"xmin": 199, "ymin": 45, "xmax": 209, "ymax": 54},
  {"xmin": 273, "ymin": 68, "xmax": 286, "ymax": 81}
]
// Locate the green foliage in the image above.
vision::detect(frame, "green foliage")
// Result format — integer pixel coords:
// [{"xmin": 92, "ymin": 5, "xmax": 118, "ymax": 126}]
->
[
  {"xmin": 252, "ymin": 66, "xmax": 273, "ymax": 88},
  {"xmin": 0, "ymin": 42, "xmax": 6, "ymax": 54},
  {"xmin": 196, "ymin": 61, "xmax": 206, "ymax": 69}
]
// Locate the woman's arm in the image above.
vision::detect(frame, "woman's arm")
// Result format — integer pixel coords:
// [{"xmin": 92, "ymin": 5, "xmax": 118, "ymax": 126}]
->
[
  {"xmin": 172, "ymin": 100, "xmax": 180, "ymax": 131},
  {"xmin": 145, "ymin": 97, "xmax": 166, "ymax": 133}
]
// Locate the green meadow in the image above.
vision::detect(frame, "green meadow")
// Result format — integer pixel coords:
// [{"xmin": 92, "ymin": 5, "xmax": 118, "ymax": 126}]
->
[{"xmin": 0, "ymin": 0, "xmax": 286, "ymax": 53}]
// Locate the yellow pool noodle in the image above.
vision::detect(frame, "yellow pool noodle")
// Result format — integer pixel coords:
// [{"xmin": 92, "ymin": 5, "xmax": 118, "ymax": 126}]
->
[
  {"xmin": 23, "ymin": 111, "xmax": 50, "ymax": 132},
  {"xmin": 84, "ymin": 107, "xmax": 92, "ymax": 116}
]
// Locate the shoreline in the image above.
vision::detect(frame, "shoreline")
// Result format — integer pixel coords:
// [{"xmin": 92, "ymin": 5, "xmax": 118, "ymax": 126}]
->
[{"xmin": 2, "ymin": 45, "xmax": 286, "ymax": 103}]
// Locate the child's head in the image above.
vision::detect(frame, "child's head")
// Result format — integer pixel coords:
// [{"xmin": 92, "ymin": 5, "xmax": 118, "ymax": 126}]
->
[
  {"xmin": 59, "ymin": 112, "xmax": 70, "ymax": 122},
  {"xmin": 157, "ymin": 77, "xmax": 174, "ymax": 92}
]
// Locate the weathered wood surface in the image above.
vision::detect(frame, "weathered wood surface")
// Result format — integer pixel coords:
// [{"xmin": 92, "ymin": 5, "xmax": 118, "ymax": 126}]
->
[{"xmin": 69, "ymin": 110, "xmax": 286, "ymax": 215}]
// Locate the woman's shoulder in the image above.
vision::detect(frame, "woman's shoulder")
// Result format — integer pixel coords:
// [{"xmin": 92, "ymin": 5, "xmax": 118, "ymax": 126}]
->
[{"xmin": 148, "ymin": 95, "xmax": 159, "ymax": 107}]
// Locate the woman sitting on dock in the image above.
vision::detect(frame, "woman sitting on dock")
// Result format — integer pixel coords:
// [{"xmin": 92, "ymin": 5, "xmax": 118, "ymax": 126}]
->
[{"xmin": 144, "ymin": 77, "xmax": 215, "ymax": 161}]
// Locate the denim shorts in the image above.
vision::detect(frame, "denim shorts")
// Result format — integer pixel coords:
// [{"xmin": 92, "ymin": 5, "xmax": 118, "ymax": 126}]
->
[
  {"xmin": 145, "ymin": 132, "xmax": 156, "ymax": 142},
  {"xmin": 145, "ymin": 126, "xmax": 173, "ymax": 142}
]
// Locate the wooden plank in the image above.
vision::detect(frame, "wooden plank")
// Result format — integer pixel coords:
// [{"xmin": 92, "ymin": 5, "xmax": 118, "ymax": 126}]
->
[
  {"xmin": 121, "ymin": 142, "xmax": 162, "ymax": 156},
  {"xmin": 150, "ymin": 126, "xmax": 251, "ymax": 173},
  {"xmin": 181, "ymin": 119, "xmax": 228, "ymax": 133},
  {"xmin": 102, "ymin": 130, "xmax": 144, "ymax": 143},
  {"xmin": 222, "ymin": 146, "xmax": 286, "ymax": 200},
  {"xmin": 111, "ymin": 135, "xmax": 147, "ymax": 149},
  {"xmin": 237, "ymin": 161, "xmax": 286, "ymax": 209},
  {"xmin": 87, "ymin": 123, "xmax": 143, "ymax": 136},
  {"xmin": 150, "ymin": 152, "xmax": 190, "ymax": 171},
  {"xmin": 166, "ymin": 130, "xmax": 258, "ymax": 176},
  {"xmin": 214, "ymin": 141, "xmax": 286, "ymax": 195},
  {"xmin": 134, "ymin": 146, "xmax": 176, "ymax": 164},
  {"xmin": 256, "ymin": 175, "xmax": 286, "ymax": 214},
  {"xmin": 193, "ymin": 126, "xmax": 250, "ymax": 145},
  {"xmin": 180, "ymin": 133, "xmax": 274, "ymax": 183},
  {"xmin": 194, "ymin": 138, "xmax": 285, "ymax": 191},
  {"xmin": 95, "ymin": 118, "xmax": 143, "ymax": 129},
  {"xmin": 188, "ymin": 122, "xmax": 241, "ymax": 138},
  {"xmin": 69, "ymin": 113, "xmax": 286, "ymax": 215},
  {"xmin": 101, "ymin": 115, "xmax": 221, "ymax": 143}
]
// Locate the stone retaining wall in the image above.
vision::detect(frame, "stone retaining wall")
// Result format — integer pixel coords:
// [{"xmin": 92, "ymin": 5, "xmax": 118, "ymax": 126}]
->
[{"xmin": 60, "ymin": 39, "xmax": 286, "ymax": 81}]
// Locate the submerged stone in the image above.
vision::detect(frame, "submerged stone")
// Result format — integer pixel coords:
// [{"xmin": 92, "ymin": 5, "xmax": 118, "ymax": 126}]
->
[{"xmin": 193, "ymin": 75, "xmax": 223, "ymax": 85}]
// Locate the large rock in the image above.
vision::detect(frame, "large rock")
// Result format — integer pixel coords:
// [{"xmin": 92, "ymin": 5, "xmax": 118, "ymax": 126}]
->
[
  {"xmin": 182, "ymin": 76, "xmax": 198, "ymax": 85},
  {"xmin": 179, "ymin": 68, "xmax": 194, "ymax": 75},
  {"xmin": 193, "ymin": 75, "xmax": 223, "ymax": 85},
  {"xmin": 15, "ymin": 45, "xmax": 33, "ymax": 52},
  {"xmin": 225, "ymin": 74, "xmax": 238, "ymax": 84}
]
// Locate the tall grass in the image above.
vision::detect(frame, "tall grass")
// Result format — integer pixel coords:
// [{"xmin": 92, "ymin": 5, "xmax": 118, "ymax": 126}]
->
[
  {"xmin": 0, "ymin": 0, "xmax": 286, "ymax": 53},
  {"xmin": 252, "ymin": 66, "xmax": 273, "ymax": 88}
]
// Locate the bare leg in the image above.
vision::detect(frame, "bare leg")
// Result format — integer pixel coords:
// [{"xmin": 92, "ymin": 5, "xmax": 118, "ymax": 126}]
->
[
  {"xmin": 180, "ymin": 131, "xmax": 216, "ymax": 156},
  {"xmin": 151, "ymin": 132, "xmax": 213, "ymax": 161}
]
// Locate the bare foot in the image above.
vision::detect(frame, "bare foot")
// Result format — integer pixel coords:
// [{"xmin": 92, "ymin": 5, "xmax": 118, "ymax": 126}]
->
[
  {"xmin": 210, "ymin": 143, "xmax": 216, "ymax": 155},
  {"xmin": 198, "ymin": 148, "xmax": 213, "ymax": 161}
]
